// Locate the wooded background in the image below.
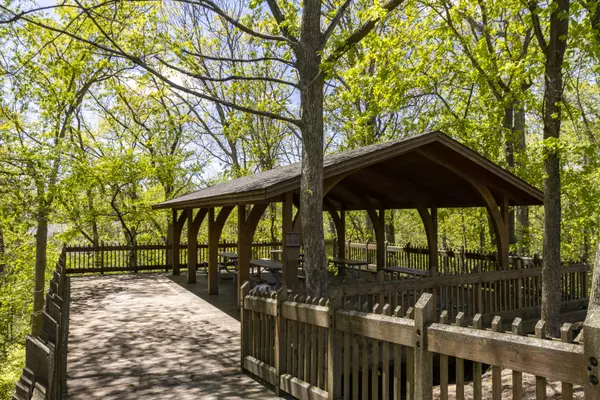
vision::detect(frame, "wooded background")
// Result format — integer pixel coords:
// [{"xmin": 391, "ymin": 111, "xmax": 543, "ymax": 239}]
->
[{"xmin": 0, "ymin": 0, "xmax": 599, "ymax": 396}]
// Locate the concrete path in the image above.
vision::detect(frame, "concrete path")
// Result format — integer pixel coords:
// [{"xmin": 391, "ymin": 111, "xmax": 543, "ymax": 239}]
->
[{"xmin": 67, "ymin": 273, "xmax": 279, "ymax": 399}]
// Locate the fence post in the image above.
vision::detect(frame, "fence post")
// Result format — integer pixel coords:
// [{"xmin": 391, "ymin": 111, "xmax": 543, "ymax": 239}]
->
[
  {"xmin": 327, "ymin": 291, "xmax": 343, "ymax": 400},
  {"xmin": 414, "ymin": 292, "xmax": 434, "ymax": 400},
  {"xmin": 274, "ymin": 285, "xmax": 287, "ymax": 396},
  {"xmin": 100, "ymin": 241, "xmax": 104, "ymax": 275},
  {"xmin": 517, "ymin": 257, "xmax": 524, "ymax": 309},
  {"xmin": 239, "ymin": 282, "xmax": 251, "ymax": 373},
  {"xmin": 364, "ymin": 240, "xmax": 370, "ymax": 263}
]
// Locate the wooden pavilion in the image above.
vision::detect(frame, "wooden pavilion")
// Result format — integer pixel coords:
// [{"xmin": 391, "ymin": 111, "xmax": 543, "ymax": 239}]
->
[{"xmin": 152, "ymin": 130, "xmax": 543, "ymax": 295}]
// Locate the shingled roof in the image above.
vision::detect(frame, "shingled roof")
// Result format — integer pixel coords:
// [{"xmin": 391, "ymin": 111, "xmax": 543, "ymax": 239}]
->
[{"xmin": 153, "ymin": 131, "xmax": 543, "ymax": 210}]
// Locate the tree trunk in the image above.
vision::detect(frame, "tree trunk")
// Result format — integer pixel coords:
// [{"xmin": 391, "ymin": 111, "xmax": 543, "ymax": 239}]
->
[
  {"xmin": 298, "ymin": 0, "xmax": 327, "ymax": 298},
  {"xmin": 503, "ymin": 107, "xmax": 518, "ymax": 245},
  {"xmin": 540, "ymin": 0, "xmax": 570, "ymax": 337},
  {"xmin": 589, "ymin": 242, "xmax": 600, "ymax": 310},
  {"xmin": 513, "ymin": 105, "xmax": 530, "ymax": 254},
  {"xmin": 385, "ymin": 209, "xmax": 396, "ymax": 244},
  {"xmin": 31, "ymin": 204, "xmax": 49, "ymax": 336}
]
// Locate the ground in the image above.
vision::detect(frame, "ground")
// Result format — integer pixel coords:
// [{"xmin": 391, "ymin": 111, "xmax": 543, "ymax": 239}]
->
[{"xmin": 66, "ymin": 273, "xmax": 279, "ymax": 399}]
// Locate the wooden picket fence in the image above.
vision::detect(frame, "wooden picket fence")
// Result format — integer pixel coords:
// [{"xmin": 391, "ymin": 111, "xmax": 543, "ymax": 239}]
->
[
  {"xmin": 13, "ymin": 249, "xmax": 69, "ymax": 400},
  {"xmin": 340, "ymin": 263, "xmax": 589, "ymax": 326},
  {"xmin": 339, "ymin": 241, "xmax": 542, "ymax": 273},
  {"xmin": 240, "ymin": 283, "xmax": 600, "ymax": 399},
  {"xmin": 63, "ymin": 241, "xmax": 284, "ymax": 274}
]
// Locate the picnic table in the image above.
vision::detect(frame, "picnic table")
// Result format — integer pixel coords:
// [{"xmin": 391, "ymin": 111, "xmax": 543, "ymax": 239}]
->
[
  {"xmin": 328, "ymin": 257, "xmax": 373, "ymax": 279},
  {"xmin": 218, "ymin": 252, "xmax": 238, "ymax": 280},
  {"xmin": 250, "ymin": 259, "xmax": 283, "ymax": 285},
  {"xmin": 382, "ymin": 266, "xmax": 429, "ymax": 278}
]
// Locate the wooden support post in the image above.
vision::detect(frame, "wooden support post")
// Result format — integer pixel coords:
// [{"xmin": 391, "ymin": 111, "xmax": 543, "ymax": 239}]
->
[
  {"xmin": 240, "ymin": 282, "xmax": 251, "ymax": 372},
  {"xmin": 208, "ymin": 206, "xmax": 233, "ymax": 295},
  {"xmin": 512, "ymin": 318, "xmax": 523, "ymax": 400},
  {"xmin": 187, "ymin": 209, "xmax": 197, "ymax": 284},
  {"xmin": 376, "ymin": 209, "xmax": 386, "ymax": 269},
  {"xmin": 238, "ymin": 203, "xmax": 268, "ymax": 298},
  {"xmin": 418, "ymin": 206, "xmax": 438, "ymax": 277},
  {"xmin": 500, "ymin": 195, "xmax": 510, "ymax": 269},
  {"xmin": 338, "ymin": 209, "xmax": 345, "ymax": 262},
  {"xmin": 560, "ymin": 323, "xmax": 574, "ymax": 400},
  {"xmin": 584, "ymin": 310, "xmax": 600, "ymax": 398},
  {"xmin": 430, "ymin": 207, "xmax": 438, "ymax": 276},
  {"xmin": 170, "ymin": 209, "xmax": 179, "ymax": 274},
  {"xmin": 414, "ymin": 292, "xmax": 434, "ymax": 400},
  {"xmin": 208, "ymin": 208, "xmax": 218, "ymax": 294},
  {"xmin": 327, "ymin": 293, "xmax": 343, "ymax": 399},
  {"xmin": 282, "ymin": 193, "xmax": 299, "ymax": 289},
  {"xmin": 274, "ymin": 285, "xmax": 288, "ymax": 395},
  {"xmin": 237, "ymin": 204, "xmax": 250, "ymax": 293},
  {"xmin": 535, "ymin": 320, "xmax": 547, "ymax": 400},
  {"xmin": 491, "ymin": 316, "xmax": 502, "ymax": 399}
]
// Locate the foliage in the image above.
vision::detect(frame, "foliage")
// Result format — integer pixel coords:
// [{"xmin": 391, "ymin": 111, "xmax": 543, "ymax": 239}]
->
[{"xmin": 0, "ymin": 0, "xmax": 599, "ymax": 395}]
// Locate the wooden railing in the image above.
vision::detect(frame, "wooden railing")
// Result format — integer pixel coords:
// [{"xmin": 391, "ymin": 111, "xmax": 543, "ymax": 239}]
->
[
  {"xmin": 241, "ymin": 283, "xmax": 599, "ymax": 399},
  {"xmin": 64, "ymin": 241, "xmax": 284, "ymax": 274},
  {"xmin": 13, "ymin": 250, "xmax": 70, "ymax": 400},
  {"xmin": 340, "ymin": 263, "xmax": 589, "ymax": 325},
  {"xmin": 339, "ymin": 241, "xmax": 545, "ymax": 273}
]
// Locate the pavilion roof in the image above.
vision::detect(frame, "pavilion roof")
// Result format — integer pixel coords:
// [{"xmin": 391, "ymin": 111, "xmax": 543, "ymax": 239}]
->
[{"xmin": 153, "ymin": 131, "xmax": 543, "ymax": 211}]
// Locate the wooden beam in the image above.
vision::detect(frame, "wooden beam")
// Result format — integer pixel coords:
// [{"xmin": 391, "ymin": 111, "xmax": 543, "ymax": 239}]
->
[
  {"xmin": 417, "ymin": 206, "xmax": 438, "ymax": 276},
  {"xmin": 417, "ymin": 149, "xmax": 509, "ymax": 268},
  {"xmin": 187, "ymin": 208, "xmax": 207, "ymax": 284},
  {"xmin": 171, "ymin": 209, "xmax": 185, "ymax": 276},
  {"xmin": 427, "ymin": 323, "xmax": 584, "ymax": 384},
  {"xmin": 187, "ymin": 209, "xmax": 196, "ymax": 284},
  {"xmin": 282, "ymin": 192, "xmax": 299, "ymax": 289},
  {"xmin": 366, "ymin": 208, "xmax": 386, "ymax": 268},
  {"xmin": 238, "ymin": 203, "xmax": 269, "ymax": 296},
  {"xmin": 208, "ymin": 206, "xmax": 233, "ymax": 294}
]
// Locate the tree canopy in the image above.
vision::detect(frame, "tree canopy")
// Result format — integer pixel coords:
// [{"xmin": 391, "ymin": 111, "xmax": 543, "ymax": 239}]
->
[{"xmin": 1, "ymin": 0, "xmax": 600, "ymax": 395}]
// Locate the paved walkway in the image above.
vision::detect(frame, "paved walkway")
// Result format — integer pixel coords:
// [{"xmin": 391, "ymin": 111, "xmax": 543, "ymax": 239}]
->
[{"xmin": 67, "ymin": 273, "xmax": 279, "ymax": 399}]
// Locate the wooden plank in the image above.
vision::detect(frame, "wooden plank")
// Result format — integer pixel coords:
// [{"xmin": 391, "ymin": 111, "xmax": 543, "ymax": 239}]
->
[
  {"xmin": 281, "ymin": 302, "xmax": 329, "ymax": 327},
  {"xmin": 472, "ymin": 314, "xmax": 483, "ymax": 400},
  {"xmin": 279, "ymin": 374, "xmax": 328, "ymax": 400},
  {"xmin": 560, "ymin": 323, "xmax": 574, "ymax": 400},
  {"xmin": 335, "ymin": 310, "xmax": 415, "ymax": 346},
  {"xmin": 455, "ymin": 313, "xmax": 465, "ymax": 400},
  {"xmin": 491, "ymin": 316, "xmax": 502, "ymax": 400},
  {"xmin": 512, "ymin": 318, "xmax": 523, "ymax": 400},
  {"xmin": 244, "ymin": 356, "xmax": 278, "ymax": 386},
  {"xmin": 343, "ymin": 332, "xmax": 350, "ymax": 400},
  {"xmin": 244, "ymin": 296, "xmax": 277, "ymax": 316},
  {"xmin": 427, "ymin": 321, "xmax": 584, "ymax": 384},
  {"xmin": 439, "ymin": 311, "xmax": 449, "ymax": 400},
  {"xmin": 535, "ymin": 321, "xmax": 547, "ymax": 399},
  {"xmin": 414, "ymin": 293, "xmax": 433, "ymax": 400}
]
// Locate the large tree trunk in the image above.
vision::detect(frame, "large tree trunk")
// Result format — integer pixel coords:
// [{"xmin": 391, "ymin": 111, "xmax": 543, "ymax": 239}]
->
[
  {"xmin": 540, "ymin": 0, "xmax": 570, "ymax": 337},
  {"xmin": 31, "ymin": 204, "xmax": 49, "ymax": 336},
  {"xmin": 297, "ymin": 0, "xmax": 327, "ymax": 298},
  {"xmin": 513, "ymin": 105, "xmax": 530, "ymax": 254},
  {"xmin": 503, "ymin": 107, "xmax": 518, "ymax": 245},
  {"xmin": 589, "ymin": 242, "xmax": 600, "ymax": 310}
]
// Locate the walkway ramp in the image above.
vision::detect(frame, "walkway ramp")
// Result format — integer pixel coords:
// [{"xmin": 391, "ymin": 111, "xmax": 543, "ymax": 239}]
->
[{"xmin": 67, "ymin": 273, "xmax": 278, "ymax": 399}]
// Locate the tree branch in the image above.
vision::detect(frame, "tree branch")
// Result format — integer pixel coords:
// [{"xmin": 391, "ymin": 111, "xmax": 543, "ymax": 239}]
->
[
  {"xmin": 528, "ymin": 1, "xmax": 548, "ymax": 53},
  {"xmin": 157, "ymin": 57, "xmax": 299, "ymax": 88},
  {"xmin": 325, "ymin": 0, "xmax": 404, "ymax": 64},
  {"xmin": 175, "ymin": 0, "xmax": 293, "ymax": 43},
  {"xmin": 5, "ymin": 10, "xmax": 301, "ymax": 126},
  {"xmin": 323, "ymin": 0, "xmax": 353, "ymax": 44},
  {"xmin": 181, "ymin": 49, "xmax": 294, "ymax": 66},
  {"xmin": 265, "ymin": 0, "xmax": 297, "ymax": 42}
]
